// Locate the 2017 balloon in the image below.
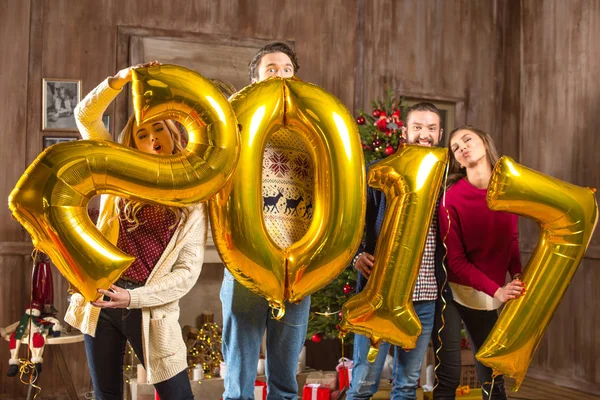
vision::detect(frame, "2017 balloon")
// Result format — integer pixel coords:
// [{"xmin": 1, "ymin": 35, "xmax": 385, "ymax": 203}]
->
[
  {"xmin": 476, "ymin": 156, "xmax": 598, "ymax": 389},
  {"xmin": 9, "ymin": 64, "xmax": 240, "ymax": 301}
]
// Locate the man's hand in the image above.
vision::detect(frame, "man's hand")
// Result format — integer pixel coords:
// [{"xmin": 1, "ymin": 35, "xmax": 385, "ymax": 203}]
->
[
  {"xmin": 92, "ymin": 285, "xmax": 131, "ymax": 309},
  {"xmin": 493, "ymin": 278, "xmax": 526, "ymax": 303},
  {"xmin": 354, "ymin": 253, "xmax": 375, "ymax": 279}
]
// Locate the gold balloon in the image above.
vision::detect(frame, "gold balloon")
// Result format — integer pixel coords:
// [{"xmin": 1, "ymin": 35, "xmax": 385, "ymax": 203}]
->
[
  {"xmin": 476, "ymin": 156, "xmax": 598, "ymax": 389},
  {"xmin": 340, "ymin": 144, "xmax": 448, "ymax": 354},
  {"xmin": 9, "ymin": 64, "xmax": 240, "ymax": 301},
  {"xmin": 209, "ymin": 77, "xmax": 365, "ymax": 313}
]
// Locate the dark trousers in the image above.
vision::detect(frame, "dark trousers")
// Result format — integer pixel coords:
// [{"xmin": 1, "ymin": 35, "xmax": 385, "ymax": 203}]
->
[
  {"xmin": 432, "ymin": 299, "xmax": 506, "ymax": 400},
  {"xmin": 84, "ymin": 282, "xmax": 193, "ymax": 400}
]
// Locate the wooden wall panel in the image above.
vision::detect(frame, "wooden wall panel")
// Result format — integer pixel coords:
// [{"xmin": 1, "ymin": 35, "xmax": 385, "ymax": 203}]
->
[
  {"xmin": 360, "ymin": 0, "xmax": 518, "ymax": 157},
  {"xmin": 519, "ymin": 0, "xmax": 600, "ymax": 394},
  {"xmin": 0, "ymin": 0, "xmax": 31, "ymax": 243}
]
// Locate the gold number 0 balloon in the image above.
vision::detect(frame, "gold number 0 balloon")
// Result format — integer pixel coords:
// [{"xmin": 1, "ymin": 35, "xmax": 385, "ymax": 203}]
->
[
  {"xmin": 476, "ymin": 156, "xmax": 598, "ymax": 389},
  {"xmin": 8, "ymin": 64, "xmax": 240, "ymax": 301},
  {"xmin": 209, "ymin": 77, "xmax": 365, "ymax": 314},
  {"xmin": 340, "ymin": 145, "xmax": 448, "ymax": 355}
]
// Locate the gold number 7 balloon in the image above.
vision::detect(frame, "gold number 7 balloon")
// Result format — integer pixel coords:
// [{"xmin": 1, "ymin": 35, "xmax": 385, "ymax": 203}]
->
[
  {"xmin": 9, "ymin": 64, "xmax": 240, "ymax": 302},
  {"xmin": 340, "ymin": 144, "xmax": 448, "ymax": 358},
  {"xmin": 476, "ymin": 156, "xmax": 598, "ymax": 389}
]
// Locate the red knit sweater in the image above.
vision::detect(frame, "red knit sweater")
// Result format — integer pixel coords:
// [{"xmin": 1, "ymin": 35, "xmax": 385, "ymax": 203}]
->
[{"xmin": 438, "ymin": 177, "xmax": 522, "ymax": 297}]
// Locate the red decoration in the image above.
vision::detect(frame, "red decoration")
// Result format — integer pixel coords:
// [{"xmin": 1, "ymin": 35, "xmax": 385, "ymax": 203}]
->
[
  {"xmin": 372, "ymin": 109, "xmax": 382, "ymax": 118},
  {"xmin": 343, "ymin": 284, "xmax": 353, "ymax": 295},
  {"xmin": 373, "ymin": 139, "xmax": 382, "ymax": 147},
  {"xmin": 302, "ymin": 384, "xmax": 330, "ymax": 400},
  {"xmin": 376, "ymin": 118, "xmax": 388, "ymax": 132},
  {"xmin": 356, "ymin": 116, "xmax": 366, "ymax": 125},
  {"xmin": 311, "ymin": 333, "xmax": 323, "ymax": 343},
  {"xmin": 254, "ymin": 380, "xmax": 267, "ymax": 400},
  {"xmin": 337, "ymin": 365, "xmax": 351, "ymax": 389},
  {"xmin": 385, "ymin": 145, "xmax": 395, "ymax": 156}
]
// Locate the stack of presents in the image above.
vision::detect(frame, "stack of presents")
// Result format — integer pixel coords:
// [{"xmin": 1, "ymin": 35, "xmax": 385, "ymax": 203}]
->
[{"xmin": 295, "ymin": 346, "xmax": 482, "ymax": 400}]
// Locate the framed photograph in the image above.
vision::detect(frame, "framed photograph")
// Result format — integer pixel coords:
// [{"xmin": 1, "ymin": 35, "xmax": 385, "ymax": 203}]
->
[
  {"xmin": 42, "ymin": 78, "xmax": 81, "ymax": 131},
  {"xmin": 43, "ymin": 136, "xmax": 78, "ymax": 149}
]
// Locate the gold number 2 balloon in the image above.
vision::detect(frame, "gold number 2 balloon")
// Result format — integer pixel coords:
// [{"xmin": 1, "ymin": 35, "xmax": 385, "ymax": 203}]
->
[
  {"xmin": 340, "ymin": 144, "xmax": 448, "ymax": 356},
  {"xmin": 209, "ymin": 77, "xmax": 365, "ymax": 314},
  {"xmin": 9, "ymin": 64, "xmax": 240, "ymax": 301},
  {"xmin": 476, "ymin": 156, "xmax": 598, "ymax": 389}
]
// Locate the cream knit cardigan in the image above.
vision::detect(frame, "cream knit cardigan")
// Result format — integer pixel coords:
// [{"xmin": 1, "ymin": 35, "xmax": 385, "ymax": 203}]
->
[{"xmin": 64, "ymin": 78, "xmax": 207, "ymax": 384}]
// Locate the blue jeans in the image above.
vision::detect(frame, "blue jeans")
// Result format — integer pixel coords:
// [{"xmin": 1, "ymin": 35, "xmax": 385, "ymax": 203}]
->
[
  {"xmin": 84, "ymin": 289, "xmax": 193, "ymax": 400},
  {"xmin": 347, "ymin": 300, "xmax": 435, "ymax": 400},
  {"xmin": 221, "ymin": 270, "xmax": 310, "ymax": 400}
]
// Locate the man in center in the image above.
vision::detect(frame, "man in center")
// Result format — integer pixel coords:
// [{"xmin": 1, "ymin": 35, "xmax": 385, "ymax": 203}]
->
[{"xmin": 220, "ymin": 42, "xmax": 314, "ymax": 400}]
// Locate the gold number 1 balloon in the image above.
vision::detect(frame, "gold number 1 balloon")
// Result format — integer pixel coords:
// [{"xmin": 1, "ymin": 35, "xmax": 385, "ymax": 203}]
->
[
  {"xmin": 340, "ymin": 145, "xmax": 448, "ymax": 355},
  {"xmin": 209, "ymin": 77, "xmax": 365, "ymax": 314},
  {"xmin": 8, "ymin": 64, "xmax": 240, "ymax": 301},
  {"xmin": 476, "ymin": 156, "xmax": 598, "ymax": 389}
]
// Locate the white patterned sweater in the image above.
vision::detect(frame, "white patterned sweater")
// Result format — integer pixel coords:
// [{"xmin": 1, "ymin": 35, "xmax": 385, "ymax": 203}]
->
[{"xmin": 263, "ymin": 128, "xmax": 314, "ymax": 248}]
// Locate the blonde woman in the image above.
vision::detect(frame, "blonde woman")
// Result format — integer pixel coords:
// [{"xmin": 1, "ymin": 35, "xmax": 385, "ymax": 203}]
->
[{"xmin": 65, "ymin": 64, "xmax": 207, "ymax": 400}]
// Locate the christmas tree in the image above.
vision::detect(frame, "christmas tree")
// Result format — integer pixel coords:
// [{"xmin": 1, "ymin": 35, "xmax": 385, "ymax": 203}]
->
[
  {"xmin": 357, "ymin": 88, "xmax": 408, "ymax": 165},
  {"xmin": 306, "ymin": 90, "xmax": 408, "ymax": 343}
]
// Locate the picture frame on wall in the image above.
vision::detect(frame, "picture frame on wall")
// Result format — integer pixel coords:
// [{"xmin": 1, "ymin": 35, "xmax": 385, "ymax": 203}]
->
[
  {"xmin": 43, "ymin": 136, "xmax": 78, "ymax": 150},
  {"xmin": 42, "ymin": 78, "xmax": 81, "ymax": 131}
]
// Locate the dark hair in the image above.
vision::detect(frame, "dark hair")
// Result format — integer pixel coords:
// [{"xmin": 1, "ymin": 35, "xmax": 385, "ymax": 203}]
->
[
  {"xmin": 248, "ymin": 42, "xmax": 300, "ymax": 82},
  {"xmin": 446, "ymin": 125, "xmax": 500, "ymax": 187},
  {"xmin": 404, "ymin": 102, "xmax": 442, "ymax": 126}
]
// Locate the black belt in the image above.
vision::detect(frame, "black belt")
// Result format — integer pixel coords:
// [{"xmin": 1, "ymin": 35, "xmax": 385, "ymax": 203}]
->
[{"xmin": 116, "ymin": 277, "xmax": 144, "ymax": 289}]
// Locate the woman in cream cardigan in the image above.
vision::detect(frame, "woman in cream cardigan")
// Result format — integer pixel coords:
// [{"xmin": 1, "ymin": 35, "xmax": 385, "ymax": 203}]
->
[{"xmin": 65, "ymin": 63, "xmax": 206, "ymax": 400}]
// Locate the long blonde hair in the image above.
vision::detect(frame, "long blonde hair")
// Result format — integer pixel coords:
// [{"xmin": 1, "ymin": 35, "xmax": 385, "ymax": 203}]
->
[
  {"xmin": 446, "ymin": 125, "xmax": 500, "ymax": 188},
  {"xmin": 116, "ymin": 117, "xmax": 187, "ymax": 231}
]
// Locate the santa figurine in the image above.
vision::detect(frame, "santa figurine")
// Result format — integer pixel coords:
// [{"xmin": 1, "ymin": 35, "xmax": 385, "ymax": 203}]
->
[
  {"xmin": 1, "ymin": 301, "xmax": 63, "ymax": 377},
  {"xmin": 1, "ymin": 254, "xmax": 63, "ymax": 377}
]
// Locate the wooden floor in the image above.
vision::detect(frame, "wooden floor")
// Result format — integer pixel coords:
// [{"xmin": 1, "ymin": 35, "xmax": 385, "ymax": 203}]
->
[{"xmin": 505, "ymin": 377, "xmax": 599, "ymax": 400}]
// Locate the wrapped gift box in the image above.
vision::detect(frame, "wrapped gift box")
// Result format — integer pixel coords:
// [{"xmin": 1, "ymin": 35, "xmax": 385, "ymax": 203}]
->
[
  {"xmin": 305, "ymin": 371, "xmax": 337, "ymax": 390},
  {"xmin": 302, "ymin": 383, "xmax": 330, "ymax": 400},
  {"xmin": 254, "ymin": 380, "xmax": 267, "ymax": 400},
  {"xmin": 335, "ymin": 358, "xmax": 353, "ymax": 389}
]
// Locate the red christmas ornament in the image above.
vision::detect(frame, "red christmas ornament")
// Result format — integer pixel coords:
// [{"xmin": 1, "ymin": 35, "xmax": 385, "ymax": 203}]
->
[
  {"xmin": 343, "ymin": 284, "xmax": 353, "ymax": 295},
  {"xmin": 356, "ymin": 116, "xmax": 366, "ymax": 125},
  {"xmin": 312, "ymin": 333, "xmax": 323, "ymax": 343},
  {"xmin": 373, "ymin": 139, "xmax": 382, "ymax": 147},
  {"xmin": 376, "ymin": 118, "xmax": 388, "ymax": 132},
  {"xmin": 372, "ymin": 109, "xmax": 382, "ymax": 118},
  {"xmin": 385, "ymin": 145, "xmax": 395, "ymax": 156}
]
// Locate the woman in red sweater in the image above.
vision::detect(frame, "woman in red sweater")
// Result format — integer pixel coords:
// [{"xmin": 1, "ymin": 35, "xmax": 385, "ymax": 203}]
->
[{"xmin": 433, "ymin": 126, "xmax": 525, "ymax": 400}]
